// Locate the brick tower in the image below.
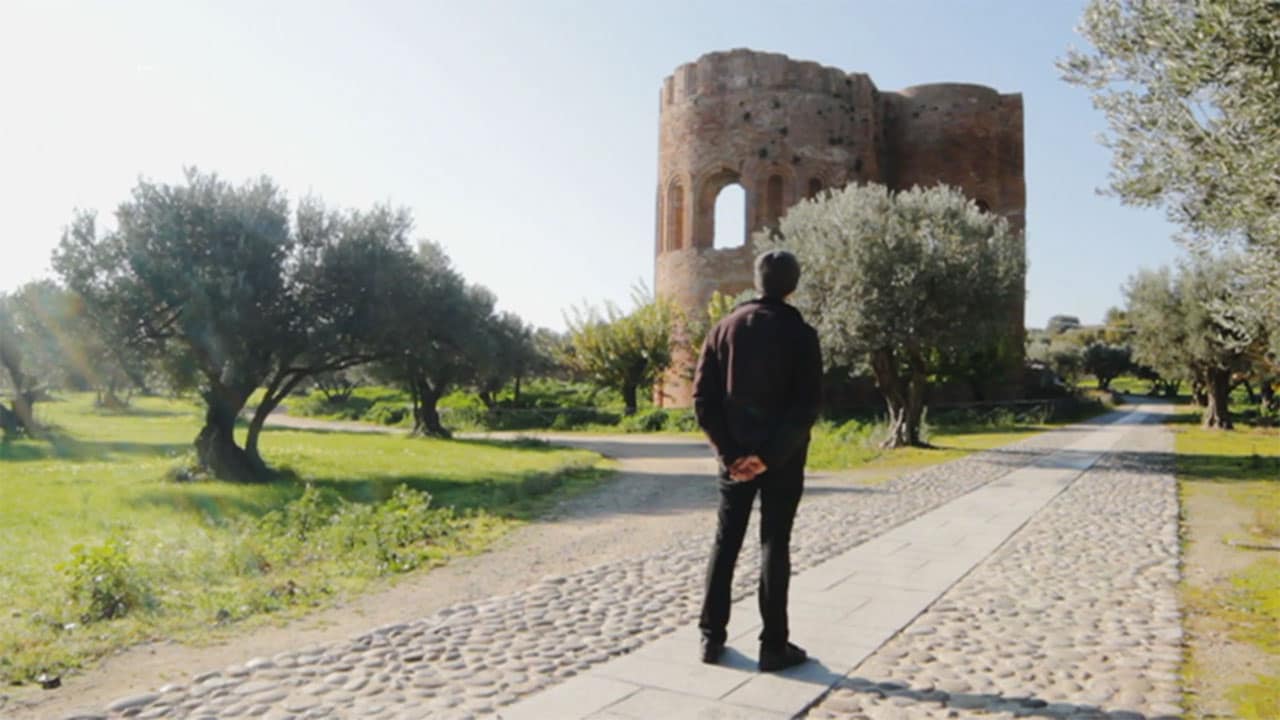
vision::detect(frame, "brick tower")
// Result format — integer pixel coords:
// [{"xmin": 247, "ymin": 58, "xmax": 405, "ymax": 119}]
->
[{"xmin": 654, "ymin": 49, "xmax": 1025, "ymax": 407}]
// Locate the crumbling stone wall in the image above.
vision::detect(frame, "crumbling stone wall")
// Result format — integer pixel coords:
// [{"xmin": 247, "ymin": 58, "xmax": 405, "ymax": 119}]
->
[{"xmin": 654, "ymin": 49, "xmax": 1026, "ymax": 407}]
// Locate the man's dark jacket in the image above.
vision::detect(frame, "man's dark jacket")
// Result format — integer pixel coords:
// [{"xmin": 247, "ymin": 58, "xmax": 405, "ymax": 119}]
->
[{"xmin": 693, "ymin": 297, "xmax": 822, "ymax": 473}]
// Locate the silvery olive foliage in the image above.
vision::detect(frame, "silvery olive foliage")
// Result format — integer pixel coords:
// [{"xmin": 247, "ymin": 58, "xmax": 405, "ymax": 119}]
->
[
  {"xmin": 1124, "ymin": 252, "xmax": 1266, "ymax": 428},
  {"xmin": 760, "ymin": 183, "xmax": 1024, "ymax": 446},
  {"xmin": 54, "ymin": 170, "xmax": 483, "ymax": 478},
  {"xmin": 1061, "ymin": 0, "xmax": 1280, "ymax": 347}
]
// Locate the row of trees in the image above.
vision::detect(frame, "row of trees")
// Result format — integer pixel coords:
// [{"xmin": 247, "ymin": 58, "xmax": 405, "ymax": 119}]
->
[
  {"xmin": 0, "ymin": 171, "xmax": 700, "ymax": 475},
  {"xmin": 1125, "ymin": 255, "xmax": 1275, "ymax": 429},
  {"xmin": 1061, "ymin": 0, "xmax": 1280, "ymax": 427},
  {"xmin": 5, "ymin": 170, "xmax": 737, "ymax": 479},
  {"xmin": 1, "ymin": 170, "xmax": 546, "ymax": 481},
  {"xmin": 1030, "ymin": 277, "xmax": 1277, "ymax": 431},
  {"xmin": 0, "ymin": 280, "xmax": 147, "ymax": 436},
  {"xmin": 1027, "ymin": 313, "xmax": 1142, "ymax": 392}
]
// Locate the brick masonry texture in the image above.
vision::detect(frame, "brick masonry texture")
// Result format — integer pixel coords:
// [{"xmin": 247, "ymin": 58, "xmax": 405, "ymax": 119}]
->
[{"xmin": 654, "ymin": 49, "xmax": 1026, "ymax": 407}]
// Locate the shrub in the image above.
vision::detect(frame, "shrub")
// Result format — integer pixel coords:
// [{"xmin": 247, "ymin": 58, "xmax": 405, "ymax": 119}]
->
[
  {"xmin": 548, "ymin": 412, "xmax": 577, "ymax": 431},
  {"xmin": 58, "ymin": 535, "xmax": 153, "ymax": 623},
  {"xmin": 249, "ymin": 484, "xmax": 458, "ymax": 576},
  {"xmin": 506, "ymin": 379, "xmax": 621, "ymax": 410},
  {"xmin": 290, "ymin": 386, "xmax": 411, "ymax": 422},
  {"xmin": 444, "ymin": 406, "xmax": 621, "ymax": 432},
  {"xmin": 366, "ymin": 401, "xmax": 408, "ymax": 426},
  {"xmin": 263, "ymin": 484, "xmax": 342, "ymax": 544},
  {"xmin": 616, "ymin": 408, "xmax": 698, "ymax": 433},
  {"xmin": 370, "ymin": 485, "xmax": 455, "ymax": 573},
  {"xmin": 621, "ymin": 408, "xmax": 669, "ymax": 433},
  {"xmin": 807, "ymin": 419, "xmax": 881, "ymax": 468}
]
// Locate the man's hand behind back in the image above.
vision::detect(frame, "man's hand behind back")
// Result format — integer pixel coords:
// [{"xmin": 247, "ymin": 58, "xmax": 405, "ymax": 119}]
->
[{"xmin": 729, "ymin": 454, "xmax": 768, "ymax": 482}]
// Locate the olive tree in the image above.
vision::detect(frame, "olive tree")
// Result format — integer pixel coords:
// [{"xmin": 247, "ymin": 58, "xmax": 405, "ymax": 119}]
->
[
  {"xmin": 1061, "ymin": 0, "xmax": 1280, "ymax": 345},
  {"xmin": 1124, "ymin": 254, "xmax": 1265, "ymax": 428},
  {"xmin": 763, "ymin": 183, "xmax": 1025, "ymax": 447},
  {"xmin": 0, "ymin": 294, "xmax": 36, "ymax": 437},
  {"xmin": 55, "ymin": 171, "xmax": 423, "ymax": 481},
  {"xmin": 6, "ymin": 280, "xmax": 149, "ymax": 408},
  {"xmin": 1082, "ymin": 343, "xmax": 1132, "ymax": 390},
  {"xmin": 473, "ymin": 311, "xmax": 539, "ymax": 409},
  {"xmin": 375, "ymin": 242, "xmax": 501, "ymax": 438}
]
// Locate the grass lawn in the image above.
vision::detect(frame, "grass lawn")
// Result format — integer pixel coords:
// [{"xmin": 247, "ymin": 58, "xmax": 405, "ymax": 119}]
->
[
  {"xmin": 1077, "ymin": 373, "xmax": 1154, "ymax": 396},
  {"xmin": 805, "ymin": 397, "xmax": 1118, "ymax": 474},
  {"xmin": 0, "ymin": 394, "xmax": 605, "ymax": 686},
  {"xmin": 1172, "ymin": 410, "xmax": 1280, "ymax": 719},
  {"xmin": 806, "ymin": 424, "xmax": 1044, "ymax": 472}
]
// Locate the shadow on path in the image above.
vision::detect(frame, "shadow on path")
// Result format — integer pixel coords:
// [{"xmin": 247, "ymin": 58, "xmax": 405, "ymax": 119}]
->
[{"xmin": 814, "ymin": 673, "xmax": 1180, "ymax": 720}]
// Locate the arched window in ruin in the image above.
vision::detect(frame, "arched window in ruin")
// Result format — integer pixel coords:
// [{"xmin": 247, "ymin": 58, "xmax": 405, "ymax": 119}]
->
[
  {"xmin": 712, "ymin": 183, "xmax": 746, "ymax": 249},
  {"xmin": 975, "ymin": 199, "xmax": 991, "ymax": 213},
  {"xmin": 666, "ymin": 181, "xmax": 685, "ymax": 251},
  {"xmin": 765, "ymin": 175, "xmax": 785, "ymax": 227},
  {"xmin": 807, "ymin": 177, "xmax": 824, "ymax": 199}
]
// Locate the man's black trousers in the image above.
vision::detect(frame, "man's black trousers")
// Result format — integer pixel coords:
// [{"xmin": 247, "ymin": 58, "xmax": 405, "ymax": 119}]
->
[{"xmin": 698, "ymin": 455, "xmax": 805, "ymax": 651}]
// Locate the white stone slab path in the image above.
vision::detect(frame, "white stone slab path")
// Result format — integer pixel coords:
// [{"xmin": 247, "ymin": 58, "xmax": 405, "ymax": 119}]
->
[{"xmin": 498, "ymin": 409, "xmax": 1149, "ymax": 720}]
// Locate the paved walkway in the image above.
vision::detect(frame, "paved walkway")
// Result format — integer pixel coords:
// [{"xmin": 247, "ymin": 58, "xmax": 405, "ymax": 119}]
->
[
  {"xmin": 54, "ymin": 403, "xmax": 1182, "ymax": 720},
  {"xmin": 500, "ymin": 405, "xmax": 1180, "ymax": 720}
]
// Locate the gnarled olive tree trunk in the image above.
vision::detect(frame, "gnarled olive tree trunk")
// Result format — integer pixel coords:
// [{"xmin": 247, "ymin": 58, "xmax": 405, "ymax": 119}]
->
[
  {"xmin": 870, "ymin": 347, "xmax": 928, "ymax": 448},
  {"xmin": 0, "ymin": 354, "xmax": 38, "ymax": 436},
  {"xmin": 1200, "ymin": 367, "xmax": 1234, "ymax": 430},
  {"xmin": 410, "ymin": 377, "xmax": 451, "ymax": 438},
  {"xmin": 195, "ymin": 385, "xmax": 265, "ymax": 483},
  {"xmin": 244, "ymin": 370, "xmax": 313, "ymax": 469},
  {"xmin": 621, "ymin": 382, "xmax": 639, "ymax": 417}
]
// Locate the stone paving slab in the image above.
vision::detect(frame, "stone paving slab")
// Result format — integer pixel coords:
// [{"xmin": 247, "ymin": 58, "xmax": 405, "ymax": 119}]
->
[
  {"xmin": 804, "ymin": 405, "xmax": 1182, "ymax": 720},
  {"xmin": 496, "ymin": 411, "xmax": 1140, "ymax": 719}
]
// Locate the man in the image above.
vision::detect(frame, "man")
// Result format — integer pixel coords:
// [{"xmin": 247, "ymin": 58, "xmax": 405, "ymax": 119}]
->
[{"xmin": 693, "ymin": 249, "xmax": 822, "ymax": 672}]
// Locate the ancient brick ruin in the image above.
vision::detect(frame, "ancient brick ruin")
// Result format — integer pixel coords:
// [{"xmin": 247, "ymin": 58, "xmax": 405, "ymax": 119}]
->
[{"xmin": 654, "ymin": 49, "xmax": 1026, "ymax": 407}]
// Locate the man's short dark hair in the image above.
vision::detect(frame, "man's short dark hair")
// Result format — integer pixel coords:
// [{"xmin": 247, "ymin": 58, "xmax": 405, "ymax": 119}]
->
[{"xmin": 754, "ymin": 250, "xmax": 801, "ymax": 298}]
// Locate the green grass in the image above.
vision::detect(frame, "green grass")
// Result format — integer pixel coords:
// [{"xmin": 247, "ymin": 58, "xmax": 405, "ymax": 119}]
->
[
  {"xmin": 1175, "ymin": 440, "xmax": 1280, "ymax": 487},
  {"xmin": 1227, "ymin": 673, "xmax": 1280, "ymax": 720},
  {"xmin": 287, "ymin": 385, "xmax": 413, "ymax": 426},
  {"xmin": 1173, "ymin": 414, "xmax": 1280, "ymax": 719},
  {"xmin": 807, "ymin": 425, "xmax": 1045, "ymax": 472},
  {"xmin": 0, "ymin": 394, "xmax": 606, "ymax": 686},
  {"xmin": 1077, "ymin": 373, "xmax": 1152, "ymax": 395},
  {"xmin": 805, "ymin": 398, "xmax": 1113, "ymax": 473}
]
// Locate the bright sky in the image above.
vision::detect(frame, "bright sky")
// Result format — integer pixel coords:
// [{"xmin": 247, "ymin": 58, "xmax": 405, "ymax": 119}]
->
[{"xmin": 0, "ymin": 0, "xmax": 1181, "ymax": 332}]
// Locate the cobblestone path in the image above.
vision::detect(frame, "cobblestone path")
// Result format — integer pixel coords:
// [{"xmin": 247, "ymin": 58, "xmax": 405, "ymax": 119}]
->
[{"xmin": 54, "ymin": 408, "xmax": 1182, "ymax": 720}]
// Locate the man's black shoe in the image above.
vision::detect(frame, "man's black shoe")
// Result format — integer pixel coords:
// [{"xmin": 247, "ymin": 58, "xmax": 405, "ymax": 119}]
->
[
  {"xmin": 758, "ymin": 642, "xmax": 807, "ymax": 672},
  {"xmin": 701, "ymin": 637, "xmax": 725, "ymax": 664}
]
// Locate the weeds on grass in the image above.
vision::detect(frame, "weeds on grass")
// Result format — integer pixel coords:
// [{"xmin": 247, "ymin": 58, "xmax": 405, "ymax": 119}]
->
[
  {"xmin": 1175, "ymin": 419, "xmax": 1280, "ymax": 719},
  {"xmin": 1227, "ymin": 674, "xmax": 1280, "ymax": 720},
  {"xmin": 1225, "ymin": 559, "xmax": 1280, "ymax": 655},
  {"xmin": 58, "ymin": 534, "xmax": 153, "ymax": 623},
  {"xmin": 251, "ymin": 484, "xmax": 460, "ymax": 576}
]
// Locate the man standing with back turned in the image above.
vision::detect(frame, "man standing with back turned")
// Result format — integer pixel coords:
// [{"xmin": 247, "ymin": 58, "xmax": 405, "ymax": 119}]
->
[{"xmin": 694, "ymin": 249, "xmax": 822, "ymax": 672}]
